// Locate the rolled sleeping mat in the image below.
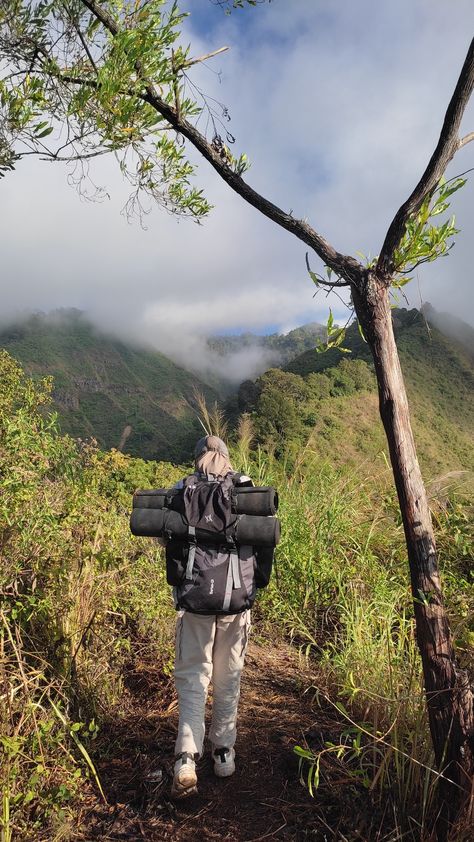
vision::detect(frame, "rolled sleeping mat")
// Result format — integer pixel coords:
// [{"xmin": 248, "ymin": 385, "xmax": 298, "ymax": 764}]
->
[
  {"xmin": 130, "ymin": 507, "xmax": 280, "ymax": 547},
  {"xmin": 235, "ymin": 513, "xmax": 280, "ymax": 546},
  {"xmin": 231, "ymin": 486, "xmax": 278, "ymax": 516},
  {"xmin": 132, "ymin": 488, "xmax": 177, "ymax": 509},
  {"xmin": 133, "ymin": 485, "xmax": 278, "ymax": 516},
  {"xmin": 130, "ymin": 506, "xmax": 166, "ymax": 536}
]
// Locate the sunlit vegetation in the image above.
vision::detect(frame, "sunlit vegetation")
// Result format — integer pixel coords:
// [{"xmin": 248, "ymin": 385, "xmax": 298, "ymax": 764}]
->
[
  {"xmin": 0, "ymin": 351, "xmax": 182, "ymax": 839},
  {"xmin": 1, "ymin": 347, "xmax": 472, "ymax": 839},
  {"xmin": 248, "ymin": 449, "xmax": 473, "ymax": 836},
  {"xmin": 241, "ymin": 309, "xmax": 474, "ymax": 475}
]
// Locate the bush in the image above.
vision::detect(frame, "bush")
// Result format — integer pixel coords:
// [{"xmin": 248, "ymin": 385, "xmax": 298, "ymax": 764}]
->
[{"xmin": 0, "ymin": 352, "xmax": 179, "ymax": 840}]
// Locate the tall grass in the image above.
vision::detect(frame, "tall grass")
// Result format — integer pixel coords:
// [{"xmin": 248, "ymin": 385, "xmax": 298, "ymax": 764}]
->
[
  {"xmin": 233, "ymin": 438, "xmax": 473, "ymax": 837},
  {"xmin": 0, "ymin": 353, "xmax": 180, "ymax": 840},
  {"xmin": 192, "ymin": 387, "xmax": 229, "ymax": 440}
]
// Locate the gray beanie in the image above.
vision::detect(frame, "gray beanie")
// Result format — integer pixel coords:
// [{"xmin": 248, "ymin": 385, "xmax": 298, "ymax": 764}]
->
[{"xmin": 194, "ymin": 435, "xmax": 229, "ymax": 460}]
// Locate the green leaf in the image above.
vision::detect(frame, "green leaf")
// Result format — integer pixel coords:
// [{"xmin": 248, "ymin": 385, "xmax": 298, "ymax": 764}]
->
[
  {"xmin": 35, "ymin": 126, "xmax": 54, "ymax": 139},
  {"xmin": 357, "ymin": 322, "xmax": 367, "ymax": 343},
  {"xmin": 335, "ymin": 700, "xmax": 349, "ymax": 716}
]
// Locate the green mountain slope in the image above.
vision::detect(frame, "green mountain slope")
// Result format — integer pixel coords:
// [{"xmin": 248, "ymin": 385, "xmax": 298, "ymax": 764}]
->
[
  {"xmin": 208, "ymin": 322, "xmax": 326, "ymax": 363},
  {"xmin": 239, "ymin": 308, "xmax": 474, "ymax": 478},
  {"xmin": 0, "ymin": 310, "xmax": 216, "ymax": 462},
  {"xmin": 2, "ymin": 307, "xmax": 472, "ymax": 476}
]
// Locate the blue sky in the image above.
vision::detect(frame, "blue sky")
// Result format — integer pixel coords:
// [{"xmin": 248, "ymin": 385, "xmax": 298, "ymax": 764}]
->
[{"xmin": 1, "ymin": 0, "xmax": 473, "ymax": 380}]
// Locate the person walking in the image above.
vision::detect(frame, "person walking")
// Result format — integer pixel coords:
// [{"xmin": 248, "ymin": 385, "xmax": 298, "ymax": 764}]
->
[{"xmin": 165, "ymin": 435, "xmax": 273, "ymax": 798}]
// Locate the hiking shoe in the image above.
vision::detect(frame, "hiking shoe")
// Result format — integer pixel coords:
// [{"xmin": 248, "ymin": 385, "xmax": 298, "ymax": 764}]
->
[
  {"xmin": 171, "ymin": 752, "xmax": 198, "ymax": 798},
  {"xmin": 212, "ymin": 745, "xmax": 236, "ymax": 778}
]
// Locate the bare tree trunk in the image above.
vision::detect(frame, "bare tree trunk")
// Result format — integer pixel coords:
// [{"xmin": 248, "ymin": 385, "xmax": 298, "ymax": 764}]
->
[{"xmin": 352, "ymin": 273, "xmax": 474, "ymax": 836}]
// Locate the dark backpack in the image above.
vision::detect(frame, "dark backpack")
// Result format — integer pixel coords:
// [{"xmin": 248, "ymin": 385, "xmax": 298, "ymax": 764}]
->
[
  {"xmin": 165, "ymin": 472, "xmax": 259, "ymax": 615},
  {"xmin": 172, "ymin": 472, "xmax": 237, "ymax": 536}
]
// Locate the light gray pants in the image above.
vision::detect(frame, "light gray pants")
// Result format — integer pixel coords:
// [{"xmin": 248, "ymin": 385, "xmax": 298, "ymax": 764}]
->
[{"xmin": 174, "ymin": 609, "xmax": 251, "ymax": 756}]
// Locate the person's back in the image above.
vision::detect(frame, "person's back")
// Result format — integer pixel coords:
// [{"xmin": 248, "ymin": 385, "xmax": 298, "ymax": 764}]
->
[{"xmin": 169, "ymin": 435, "xmax": 271, "ymax": 798}]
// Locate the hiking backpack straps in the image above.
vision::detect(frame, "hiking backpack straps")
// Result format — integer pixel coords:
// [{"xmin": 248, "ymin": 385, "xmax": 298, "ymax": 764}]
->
[
  {"xmin": 166, "ymin": 472, "xmax": 257, "ymax": 615},
  {"xmin": 185, "ymin": 525, "xmax": 196, "ymax": 581}
]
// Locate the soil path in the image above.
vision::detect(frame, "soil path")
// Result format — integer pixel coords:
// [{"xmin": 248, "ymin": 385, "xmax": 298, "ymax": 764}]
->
[{"xmin": 79, "ymin": 640, "xmax": 371, "ymax": 841}]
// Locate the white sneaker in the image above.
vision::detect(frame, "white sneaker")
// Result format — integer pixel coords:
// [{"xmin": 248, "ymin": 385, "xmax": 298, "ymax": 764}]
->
[
  {"xmin": 212, "ymin": 745, "xmax": 236, "ymax": 778},
  {"xmin": 171, "ymin": 752, "xmax": 198, "ymax": 798}
]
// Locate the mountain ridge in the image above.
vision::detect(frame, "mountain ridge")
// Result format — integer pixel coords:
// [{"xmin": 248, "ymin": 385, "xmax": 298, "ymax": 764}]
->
[
  {"xmin": 1, "ymin": 306, "xmax": 472, "ymax": 475},
  {"xmin": 0, "ymin": 310, "xmax": 326, "ymax": 463},
  {"xmin": 238, "ymin": 307, "xmax": 474, "ymax": 477}
]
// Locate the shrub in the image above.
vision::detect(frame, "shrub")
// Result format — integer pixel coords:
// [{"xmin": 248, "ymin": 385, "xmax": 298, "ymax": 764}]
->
[{"xmin": 0, "ymin": 352, "xmax": 178, "ymax": 840}]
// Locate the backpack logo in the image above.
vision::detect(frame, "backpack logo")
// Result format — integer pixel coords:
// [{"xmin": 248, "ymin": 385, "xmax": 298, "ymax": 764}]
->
[
  {"xmin": 209, "ymin": 578, "xmax": 215, "ymax": 595},
  {"xmin": 205, "ymin": 514, "xmax": 213, "ymax": 523}
]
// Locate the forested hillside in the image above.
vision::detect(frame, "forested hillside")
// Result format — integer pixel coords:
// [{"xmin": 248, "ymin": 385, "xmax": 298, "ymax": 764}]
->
[
  {"xmin": 239, "ymin": 308, "xmax": 474, "ymax": 477},
  {"xmin": 0, "ymin": 313, "xmax": 328, "ymax": 461},
  {"xmin": 0, "ymin": 310, "xmax": 217, "ymax": 462},
  {"xmin": 2, "ymin": 307, "xmax": 472, "ymax": 478}
]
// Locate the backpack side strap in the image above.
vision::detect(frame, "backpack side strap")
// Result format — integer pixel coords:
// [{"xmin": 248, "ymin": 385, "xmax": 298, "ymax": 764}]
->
[
  {"xmin": 222, "ymin": 549, "xmax": 241, "ymax": 612},
  {"xmin": 185, "ymin": 525, "xmax": 197, "ymax": 580}
]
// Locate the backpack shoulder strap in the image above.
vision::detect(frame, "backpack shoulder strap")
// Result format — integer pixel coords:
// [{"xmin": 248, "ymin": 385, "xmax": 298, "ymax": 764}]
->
[
  {"xmin": 220, "ymin": 472, "xmax": 236, "ymax": 500},
  {"xmin": 183, "ymin": 473, "xmax": 199, "ymax": 488}
]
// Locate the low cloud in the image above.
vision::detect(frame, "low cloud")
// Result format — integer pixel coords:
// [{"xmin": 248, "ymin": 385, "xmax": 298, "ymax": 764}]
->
[{"xmin": 0, "ymin": 0, "xmax": 472, "ymax": 366}]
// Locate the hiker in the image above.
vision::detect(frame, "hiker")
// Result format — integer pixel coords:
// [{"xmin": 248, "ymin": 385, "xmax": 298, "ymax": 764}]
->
[
  {"xmin": 166, "ymin": 435, "xmax": 273, "ymax": 799},
  {"xmin": 129, "ymin": 434, "xmax": 277, "ymax": 797}
]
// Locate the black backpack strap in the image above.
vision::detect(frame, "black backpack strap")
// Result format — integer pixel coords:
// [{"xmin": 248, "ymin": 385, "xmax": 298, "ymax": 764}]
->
[{"xmin": 220, "ymin": 472, "xmax": 236, "ymax": 499}]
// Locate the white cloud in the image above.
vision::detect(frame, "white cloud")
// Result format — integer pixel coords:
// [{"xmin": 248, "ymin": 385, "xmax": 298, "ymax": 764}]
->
[{"xmin": 1, "ymin": 0, "xmax": 473, "ymax": 380}]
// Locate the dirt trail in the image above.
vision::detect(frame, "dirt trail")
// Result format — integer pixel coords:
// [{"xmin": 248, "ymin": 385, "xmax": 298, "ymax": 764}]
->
[{"xmin": 78, "ymin": 641, "xmax": 373, "ymax": 841}]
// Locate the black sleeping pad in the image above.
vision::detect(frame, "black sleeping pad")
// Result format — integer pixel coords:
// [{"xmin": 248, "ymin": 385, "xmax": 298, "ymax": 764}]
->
[
  {"xmin": 130, "ymin": 507, "xmax": 280, "ymax": 547},
  {"xmin": 132, "ymin": 488, "xmax": 176, "ymax": 510},
  {"xmin": 133, "ymin": 485, "xmax": 278, "ymax": 516},
  {"xmin": 231, "ymin": 486, "xmax": 278, "ymax": 516}
]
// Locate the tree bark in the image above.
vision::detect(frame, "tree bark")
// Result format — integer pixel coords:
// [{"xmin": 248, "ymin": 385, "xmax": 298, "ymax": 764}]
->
[{"xmin": 352, "ymin": 273, "xmax": 474, "ymax": 836}]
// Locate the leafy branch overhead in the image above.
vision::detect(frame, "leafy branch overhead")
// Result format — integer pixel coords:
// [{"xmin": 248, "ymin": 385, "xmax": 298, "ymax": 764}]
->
[
  {"xmin": 392, "ymin": 174, "xmax": 468, "ymax": 284},
  {"xmin": 0, "ymin": 0, "xmax": 217, "ymax": 217}
]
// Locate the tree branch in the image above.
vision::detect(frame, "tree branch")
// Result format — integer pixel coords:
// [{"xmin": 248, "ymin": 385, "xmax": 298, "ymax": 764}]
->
[
  {"xmin": 181, "ymin": 46, "xmax": 229, "ymax": 70},
  {"xmin": 305, "ymin": 252, "xmax": 348, "ymax": 287},
  {"xmin": 65, "ymin": 3, "xmax": 98, "ymax": 75},
  {"xmin": 79, "ymin": 0, "xmax": 361, "ymax": 286},
  {"xmin": 458, "ymin": 131, "xmax": 474, "ymax": 149},
  {"xmin": 377, "ymin": 37, "xmax": 474, "ymax": 279}
]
